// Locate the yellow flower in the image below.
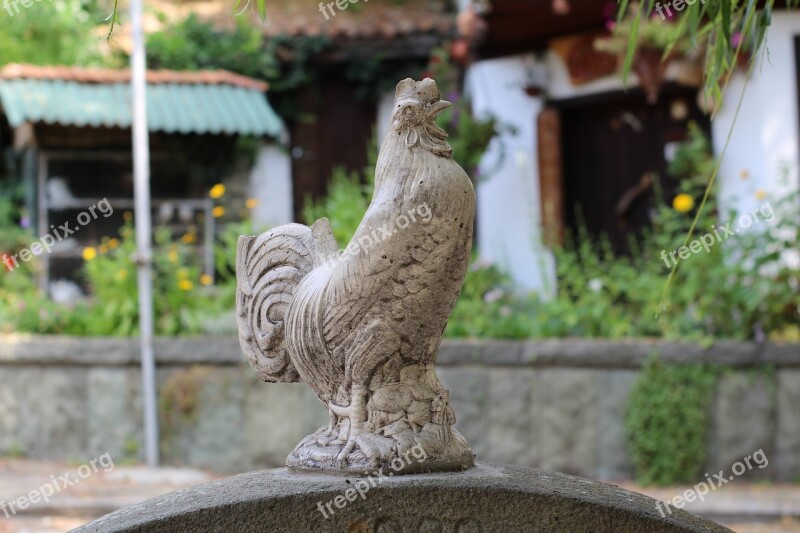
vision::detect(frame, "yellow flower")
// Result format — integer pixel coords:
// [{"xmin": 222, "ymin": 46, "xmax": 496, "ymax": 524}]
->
[
  {"xmin": 82, "ymin": 247, "xmax": 97, "ymax": 261},
  {"xmin": 212, "ymin": 206, "xmax": 225, "ymax": 218},
  {"xmin": 178, "ymin": 279, "xmax": 194, "ymax": 291},
  {"xmin": 108, "ymin": 238, "xmax": 120, "ymax": 249},
  {"xmin": 672, "ymin": 193, "xmax": 694, "ymax": 213},
  {"xmin": 245, "ymin": 198, "xmax": 258, "ymax": 210},
  {"xmin": 200, "ymin": 274, "xmax": 213, "ymax": 286},
  {"xmin": 99, "ymin": 245, "xmax": 108, "ymax": 254},
  {"xmin": 167, "ymin": 250, "xmax": 179, "ymax": 264},
  {"xmin": 117, "ymin": 269, "xmax": 128, "ymax": 280},
  {"xmin": 181, "ymin": 233, "xmax": 196, "ymax": 245},
  {"xmin": 754, "ymin": 189, "xmax": 767, "ymax": 200},
  {"xmin": 209, "ymin": 184, "xmax": 226, "ymax": 199}
]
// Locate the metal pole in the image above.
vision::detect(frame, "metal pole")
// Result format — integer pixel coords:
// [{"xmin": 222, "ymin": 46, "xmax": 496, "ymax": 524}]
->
[{"xmin": 130, "ymin": 0, "xmax": 159, "ymax": 467}]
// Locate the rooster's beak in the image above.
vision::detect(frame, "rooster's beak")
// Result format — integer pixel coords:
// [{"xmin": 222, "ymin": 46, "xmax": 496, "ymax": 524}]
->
[{"xmin": 429, "ymin": 100, "xmax": 451, "ymax": 116}]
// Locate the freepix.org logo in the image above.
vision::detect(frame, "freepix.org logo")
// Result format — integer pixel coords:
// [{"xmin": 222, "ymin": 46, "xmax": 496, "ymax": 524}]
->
[{"xmin": 2, "ymin": 198, "xmax": 113, "ymax": 273}]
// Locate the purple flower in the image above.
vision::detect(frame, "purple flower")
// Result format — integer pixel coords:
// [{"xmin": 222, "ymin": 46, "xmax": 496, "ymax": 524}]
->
[
  {"xmin": 731, "ymin": 32, "xmax": 742, "ymax": 48},
  {"xmin": 20, "ymin": 216, "xmax": 30, "ymax": 229}
]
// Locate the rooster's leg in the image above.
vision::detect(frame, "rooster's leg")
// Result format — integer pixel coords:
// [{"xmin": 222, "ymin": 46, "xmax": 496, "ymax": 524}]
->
[
  {"xmin": 329, "ymin": 384, "xmax": 368, "ymax": 466},
  {"xmin": 316, "ymin": 407, "xmax": 339, "ymax": 446}
]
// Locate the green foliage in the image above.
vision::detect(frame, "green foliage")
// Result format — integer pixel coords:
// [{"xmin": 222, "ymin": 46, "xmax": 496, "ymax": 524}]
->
[
  {"xmin": 146, "ymin": 14, "xmax": 278, "ymax": 84},
  {"xmin": 624, "ymin": 357, "xmax": 718, "ymax": 486},
  {"xmin": 0, "ymin": 0, "xmax": 105, "ymax": 66},
  {"xmin": 0, "ymin": 181, "xmax": 63, "ymax": 335},
  {"xmin": 610, "ymin": 0, "xmax": 795, "ymax": 103},
  {"xmin": 77, "ymin": 220, "xmax": 250, "ymax": 336},
  {"xmin": 0, "ymin": 180, "xmax": 28, "ymax": 252},
  {"xmin": 445, "ymin": 258, "xmax": 535, "ymax": 339},
  {"xmin": 0, "ymin": 214, "xmax": 247, "ymax": 336},
  {"xmin": 302, "ymin": 167, "xmax": 373, "ymax": 245},
  {"xmin": 3, "ymin": 443, "xmax": 25, "ymax": 458},
  {"xmin": 535, "ymin": 124, "xmax": 798, "ymax": 341}
]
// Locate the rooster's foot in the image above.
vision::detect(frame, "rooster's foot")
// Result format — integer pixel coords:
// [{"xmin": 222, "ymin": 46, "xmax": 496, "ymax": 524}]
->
[
  {"xmin": 314, "ymin": 410, "xmax": 340, "ymax": 445},
  {"xmin": 335, "ymin": 435, "xmax": 358, "ymax": 467}
]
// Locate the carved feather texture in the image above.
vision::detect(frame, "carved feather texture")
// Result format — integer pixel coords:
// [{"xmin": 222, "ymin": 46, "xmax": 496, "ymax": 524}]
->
[{"xmin": 236, "ymin": 223, "xmax": 316, "ymax": 383}]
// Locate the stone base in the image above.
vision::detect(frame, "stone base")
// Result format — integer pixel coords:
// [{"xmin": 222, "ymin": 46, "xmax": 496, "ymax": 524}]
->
[
  {"xmin": 286, "ymin": 426, "xmax": 475, "ymax": 476},
  {"xmin": 75, "ymin": 463, "xmax": 731, "ymax": 533}
]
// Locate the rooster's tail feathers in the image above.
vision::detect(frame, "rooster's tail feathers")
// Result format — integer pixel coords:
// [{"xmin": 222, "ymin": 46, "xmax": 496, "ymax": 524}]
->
[{"xmin": 236, "ymin": 223, "xmax": 317, "ymax": 383}]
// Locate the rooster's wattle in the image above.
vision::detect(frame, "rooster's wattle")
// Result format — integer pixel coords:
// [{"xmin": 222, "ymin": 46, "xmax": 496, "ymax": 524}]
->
[{"xmin": 237, "ymin": 78, "xmax": 475, "ymax": 473}]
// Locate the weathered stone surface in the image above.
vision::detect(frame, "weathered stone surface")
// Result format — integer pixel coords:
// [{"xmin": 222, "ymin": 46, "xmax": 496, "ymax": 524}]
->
[
  {"xmin": 437, "ymin": 367, "xmax": 489, "ymax": 460},
  {"xmin": 521, "ymin": 339, "xmax": 766, "ymax": 368},
  {"xmin": 236, "ymin": 78, "xmax": 476, "ymax": 474},
  {"xmin": 1, "ymin": 335, "xmax": 797, "ymax": 369},
  {"xmin": 159, "ymin": 366, "xmax": 246, "ymax": 472},
  {"xmin": 88, "ymin": 368, "xmax": 142, "ymax": 462},
  {"xmin": 0, "ymin": 377, "xmax": 20, "ymax": 453},
  {"xmin": 485, "ymin": 368, "xmax": 536, "ymax": 466},
  {"xmin": 74, "ymin": 463, "xmax": 732, "ymax": 533},
  {"xmin": 243, "ymin": 381, "xmax": 328, "ymax": 467},
  {"xmin": 776, "ymin": 369, "xmax": 800, "ymax": 482},
  {"xmin": 10, "ymin": 368, "xmax": 88, "ymax": 458},
  {"xmin": 534, "ymin": 369, "xmax": 598, "ymax": 475},
  {"xmin": 706, "ymin": 371, "xmax": 775, "ymax": 479},
  {"xmin": 595, "ymin": 370, "xmax": 637, "ymax": 480},
  {"xmin": 1, "ymin": 338, "xmax": 798, "ymax": 480}
]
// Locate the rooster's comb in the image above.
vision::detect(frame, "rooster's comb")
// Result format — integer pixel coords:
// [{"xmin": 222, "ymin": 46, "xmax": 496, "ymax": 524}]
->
[{"xmin": 395, "ymin": 78, "xmax": 441, "ymax": 105}]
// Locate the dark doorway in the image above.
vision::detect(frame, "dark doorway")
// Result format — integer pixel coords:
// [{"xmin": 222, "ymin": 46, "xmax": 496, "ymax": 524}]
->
[
  {"xmin": 289, "ymin": 79, "xmax": 377, "ymax": 222},
  {"xmin": 553, "ymin": 83, "xmax": 710, "ymax": 253}
]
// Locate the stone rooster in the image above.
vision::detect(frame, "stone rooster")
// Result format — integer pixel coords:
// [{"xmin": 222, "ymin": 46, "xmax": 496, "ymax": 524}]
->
[{"xmin": 237, "ymin": 78, "xmax": 475, "ymax": 474}]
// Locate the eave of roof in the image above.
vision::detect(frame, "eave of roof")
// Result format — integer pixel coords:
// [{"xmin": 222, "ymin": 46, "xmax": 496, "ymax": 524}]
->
[{"xmin": 0, "ymin": 64, "xmax": 282, "ymax": 137}]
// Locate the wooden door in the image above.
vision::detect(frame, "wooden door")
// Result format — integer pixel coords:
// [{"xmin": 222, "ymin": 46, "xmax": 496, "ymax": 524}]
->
[
  {"xmin": 290, "ymin": 78, "xmax": 377, "ymax": 221},
  {"xmin": 551, "ymin": 83, "xmax": 710, "ymax": 253}
]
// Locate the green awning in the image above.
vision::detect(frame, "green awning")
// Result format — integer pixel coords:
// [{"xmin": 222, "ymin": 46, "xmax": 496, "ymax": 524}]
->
[{"xmin": 0, "ymin": 79, "xmax": 283, "ymax": 137}]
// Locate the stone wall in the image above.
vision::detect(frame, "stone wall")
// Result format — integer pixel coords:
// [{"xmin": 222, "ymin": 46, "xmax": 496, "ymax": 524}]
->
[{"xmin": 0, "ymin": 336, "xmax": 798, "ymax": 481}]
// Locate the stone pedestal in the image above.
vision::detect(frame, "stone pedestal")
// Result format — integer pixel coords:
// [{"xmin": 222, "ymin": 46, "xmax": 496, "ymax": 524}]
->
[{"xmin": 75, "ymin": 463, "xmax": 731, "ymax": 532}]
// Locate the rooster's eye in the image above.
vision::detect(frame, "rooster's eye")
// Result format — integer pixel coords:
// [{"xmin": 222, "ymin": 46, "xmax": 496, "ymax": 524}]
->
[{"xmin": 402, "ymin": 107, "xmax": 416, "ymax": 118}]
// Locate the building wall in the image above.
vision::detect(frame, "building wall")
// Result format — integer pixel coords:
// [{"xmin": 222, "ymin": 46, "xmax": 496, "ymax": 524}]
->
[
  {"xmin": 467, "ymin": 14, "xmax": 800, "ymax": 291},
  {"xmin": 466, "ymin": 56, "xmax": 553, "ymax": 293},
  {"xmin": 249, "ymin": 138, "xmax": 294, "ymax": 228},
  {"xmin": 713, "ymin": 11, "xmax": 800, "ymax": 224}
]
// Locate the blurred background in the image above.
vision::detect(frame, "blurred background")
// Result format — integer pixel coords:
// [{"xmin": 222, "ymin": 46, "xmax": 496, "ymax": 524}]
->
[{"xmin": 0, "ymin": 0, "xmax": 798, "ymax": 531}]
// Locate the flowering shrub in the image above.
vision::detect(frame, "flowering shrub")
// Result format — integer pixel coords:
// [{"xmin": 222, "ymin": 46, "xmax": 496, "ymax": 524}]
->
[{"xmin": 0, "ymin": 184, "xmax": 250, "ymax": 336}]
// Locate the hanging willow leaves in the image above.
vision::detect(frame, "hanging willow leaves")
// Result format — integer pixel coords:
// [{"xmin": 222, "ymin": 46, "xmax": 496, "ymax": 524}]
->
[{"xmin": 721, "ymin": 0, "xmax": 732, "ymax": 52}]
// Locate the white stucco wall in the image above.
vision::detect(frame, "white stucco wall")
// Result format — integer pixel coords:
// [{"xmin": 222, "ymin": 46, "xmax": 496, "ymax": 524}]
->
[
  {"xmin": 249, "ymin": 136, "xmax": 294, "ymax": 228},
  {"xmin": 713, "ymin": 11, "xmax": 800, "ymax": 223},
  {"xmin": 465, "ymin": 56, "xmax": 554, "ymax": 294}
]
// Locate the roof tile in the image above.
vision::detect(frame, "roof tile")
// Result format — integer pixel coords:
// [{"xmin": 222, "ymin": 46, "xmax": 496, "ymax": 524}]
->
[{"xmin": 0, "ymin": 64, "xmax": 269, "ymax": 92}]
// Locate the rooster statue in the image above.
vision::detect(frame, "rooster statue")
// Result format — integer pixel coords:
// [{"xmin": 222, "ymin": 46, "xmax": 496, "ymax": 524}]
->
[{"xmin": 237, "ymin": 78, "xmax": 475, "ymax": 474}]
